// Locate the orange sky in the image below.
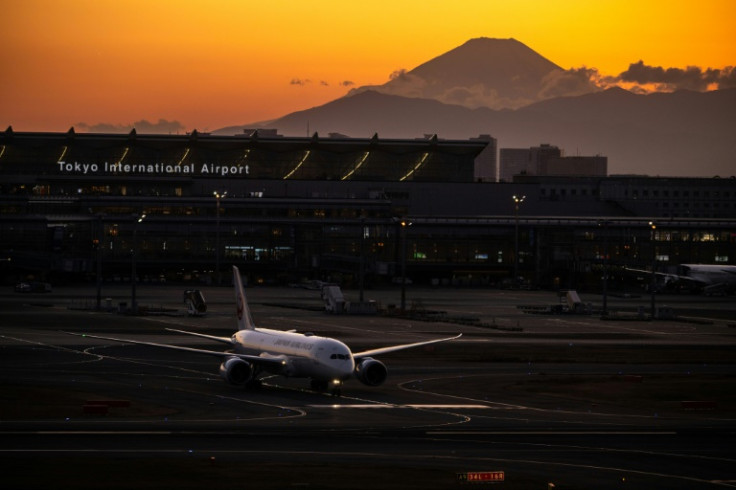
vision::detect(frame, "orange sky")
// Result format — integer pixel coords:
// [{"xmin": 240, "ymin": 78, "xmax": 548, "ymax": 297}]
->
[{"xmin": 2, "ymin": 0, "xmax": 734, "ymax": 133}]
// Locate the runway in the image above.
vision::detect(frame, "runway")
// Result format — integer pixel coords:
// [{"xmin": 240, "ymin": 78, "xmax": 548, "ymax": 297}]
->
[{"xmin": 2, "ymin": 285, "xmax": 735, "ymax": 489}]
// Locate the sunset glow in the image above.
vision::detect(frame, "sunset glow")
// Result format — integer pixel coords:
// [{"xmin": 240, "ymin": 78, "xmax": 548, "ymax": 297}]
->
[{"xmin": 2, "ymin": 0, "xmax": 734, "ymax": 133}]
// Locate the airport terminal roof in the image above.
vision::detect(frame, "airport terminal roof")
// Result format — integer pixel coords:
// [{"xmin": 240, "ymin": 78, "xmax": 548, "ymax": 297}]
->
[{"xmin": 0, "ymin": 127, "xmax": 489, "ymax": 183}]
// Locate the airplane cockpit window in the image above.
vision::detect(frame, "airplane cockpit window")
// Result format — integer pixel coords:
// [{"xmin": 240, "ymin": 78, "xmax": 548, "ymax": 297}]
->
[{"xmin": 330, "ymin": 353, "xmax": 350, "ymax": 360}]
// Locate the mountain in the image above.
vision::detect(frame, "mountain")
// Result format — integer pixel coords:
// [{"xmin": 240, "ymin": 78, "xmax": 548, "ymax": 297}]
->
[
  {"xmin": 511, "ymin": 87, "xmax": 736, "ymax": 177},
  {"xmin": 218, "ymin": 87, "xmax": 736, "ymax": 177},
  {"xmin": 348, "ymin": 37, "xmax": 589, "ymax": 110},
  {"xmin": 215, "ymin": 39, "xmax": 736, "ymax": 177},
  {"xmin": 257, "ymin": 90, "xmax": 484, "ymax": 137}
]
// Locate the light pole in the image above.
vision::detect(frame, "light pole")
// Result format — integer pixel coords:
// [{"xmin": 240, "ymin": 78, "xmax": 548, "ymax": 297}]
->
[
  {"xmin": 399, "ymin": 218, "xmax": 410, "ymax": 312},
  {"xmin": 359, "ymin": 217, "xmax": 367, "ymax": 303},
  {"xmin": 649, "ymin": 221, "xmax": 657, "ymax": 319},
  {"xmin": 94, "ymin": 213, "xmax": 103, "ymax": 310},
  {"xmin": 599, "ymin": 220, "xmax": 611, "ymax": 317},
  {"xmin": 213, "ymin": 190, "xmax": 227, "ymax": 285},
  {"xmin": 512, "ymin": 195, "xmax": 526, "ymax": 281},
  {"xmin": 131, "ymin": 212, "xmax": 146, "ymax": 314}
]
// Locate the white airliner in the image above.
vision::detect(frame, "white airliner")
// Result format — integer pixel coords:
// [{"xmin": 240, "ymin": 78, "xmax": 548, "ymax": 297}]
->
[
  {"xmin": 70, "ymin": 266, "xmax": 461, "ymax": 395},
  {"xmin": 627, "ymin": 263, "xmax": 736, "ymax": 295}
]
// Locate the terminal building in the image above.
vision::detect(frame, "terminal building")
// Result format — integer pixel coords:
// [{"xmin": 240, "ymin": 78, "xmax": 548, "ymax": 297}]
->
[{"xmin": 1, "ymin": 127, "xmax": 734, "ymax": 291}]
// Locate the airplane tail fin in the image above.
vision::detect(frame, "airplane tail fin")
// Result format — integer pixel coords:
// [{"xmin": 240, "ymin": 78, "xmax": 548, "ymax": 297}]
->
[{"xmin": 233, "ymin": 266, "xmax": 255, "ymax": 331}]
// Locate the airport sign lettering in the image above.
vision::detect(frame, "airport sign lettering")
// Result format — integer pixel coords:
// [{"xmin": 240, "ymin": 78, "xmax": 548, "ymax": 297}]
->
[
  {"xmin": 57, "ymin": 160, "xmax": 249, "ymax": 177},
  {"xmin": 457, "ymin": 471, "xmax": 505, "ymax": 483}
]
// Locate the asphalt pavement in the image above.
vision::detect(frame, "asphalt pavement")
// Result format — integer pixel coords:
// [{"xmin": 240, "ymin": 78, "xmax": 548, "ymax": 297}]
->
[{"xmin": 2, "ymin": 283, "xmax": 735, "ymax": 489}]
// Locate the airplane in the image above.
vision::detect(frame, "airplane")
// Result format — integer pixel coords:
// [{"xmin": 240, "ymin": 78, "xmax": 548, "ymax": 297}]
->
[
  {"xmin": 626, "ymin": 263, "xmax": 736, "ymax": 295},
  {"xmin": 68, "ymin": 266, "xmax": 461, "ymax": 395}
]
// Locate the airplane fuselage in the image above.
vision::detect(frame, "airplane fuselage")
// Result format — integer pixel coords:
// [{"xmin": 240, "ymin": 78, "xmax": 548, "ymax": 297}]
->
[
  {"xmin": 233, "ymin": 328, "xmax": 355, "ymax": 381},
  {"xmin": 681, "ymin": 264, "xmax": 736, "ymax": 285},
  {"xmin": 680, "ymin": 264, "xmax": 736, "ymax": 293}
]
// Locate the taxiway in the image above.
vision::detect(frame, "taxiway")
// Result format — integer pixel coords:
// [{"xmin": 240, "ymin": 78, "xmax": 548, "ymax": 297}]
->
[{"xmin": 2, "ymin": 284, "xmax": 735, "ymax": 489}]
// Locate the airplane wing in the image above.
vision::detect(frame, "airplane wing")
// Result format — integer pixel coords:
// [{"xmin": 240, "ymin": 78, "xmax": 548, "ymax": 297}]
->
[
  {"xmin": 623, "ymin": 267, "xmax": 704, "ymax": 289},
  {"xmin": 63, "ymin": 331, "xmax": 287, "ymax": 369},
  {"xmin": 165, "ymin": 328, "xmax": 233, "ymax": 345},
  {"xmin": 352, "ymin": 334, "xmax": 461, "ymax": 359},
  {"xmin": 703, "ymin": 282, "xmax": 729, "ymax": 295}
]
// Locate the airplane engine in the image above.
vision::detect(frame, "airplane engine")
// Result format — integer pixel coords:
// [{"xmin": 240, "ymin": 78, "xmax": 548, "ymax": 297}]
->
[
  {"xmin": 354, "ymin": 357, "xmax": 388, "ymax": 386},
  {"xmin": 219, "ymin": 357, "xmax": 254, "ymax": 386}
]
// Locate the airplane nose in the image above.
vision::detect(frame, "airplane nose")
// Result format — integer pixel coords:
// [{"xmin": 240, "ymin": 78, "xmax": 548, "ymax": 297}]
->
[{"xmin": 340, "ymin": 360, "xmax": 355, "ymax": 379}]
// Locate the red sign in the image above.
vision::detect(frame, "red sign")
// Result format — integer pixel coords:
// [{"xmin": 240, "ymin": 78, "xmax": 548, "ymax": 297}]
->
[{"xmin": 458, "ymin": 471, "xmax": 505, "ymax": 483}]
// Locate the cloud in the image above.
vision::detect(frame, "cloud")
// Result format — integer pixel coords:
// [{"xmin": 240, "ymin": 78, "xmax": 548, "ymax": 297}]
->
[
  {"xmin": 540, "ymin": 63, "xmax": 736, "ymax": 95},
  {"xmin": 349, "ymin": 60, "xmax": 735, "ymax": 112},
  {"xmin": 616, "ymin": 61, "xmax": 736, "ymax": 91},
  {"xmin": 539, "ymin": 67, "xmax": 602, "ymax": 99},
  {"xmin": 340, "ymin": 80, "xmax": 355, "ymax": 87},
  {"xmin": 289, "ymin": 78, "xmax": 342, "ymax": 87},
  {"xmin": 133, "ymin": 119, "xmax": 186, "ymax": 133},
  {"xmin": 381, "ymin": 69, "xmax": 428, "ymax": 98},
  {"xmin": 720, "ymin": 67, "xmax": 736, "ymax": 89},
  {"xmin": 389, "ymin": 69, "xmax": 408, "ymax": 80},
  {"xmin": 75, "ymin": 119, "xmax": 185, "ymax": 134}
]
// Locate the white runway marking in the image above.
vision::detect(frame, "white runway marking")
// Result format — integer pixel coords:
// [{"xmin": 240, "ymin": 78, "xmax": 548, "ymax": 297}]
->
[{"xmin": 308, "ymin": 404, "xmax": 490, "ymax": 409}]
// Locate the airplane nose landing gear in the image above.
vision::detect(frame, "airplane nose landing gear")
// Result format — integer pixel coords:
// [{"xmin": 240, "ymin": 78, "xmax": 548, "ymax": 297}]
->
[
  {"xmin": 330, "ymin": 379, "xmax": 343, "ymax": 397},
  {"xmin": 310, "ymin": 379, "xmax": 343, "ymax": 397}
]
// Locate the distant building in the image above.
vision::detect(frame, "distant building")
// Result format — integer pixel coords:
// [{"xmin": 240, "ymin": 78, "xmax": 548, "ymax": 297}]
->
[
  {"xmin": 469, "ymin": 134, "xmax": 497, "ymax": 182},
  {"xmin": 500, "ymin": 144, "xmax": 606, "ymax": 181},
  {"xmin": 499, "ymin": 144, "xmax": 561, "ymax": 181},
  {"xmin": 599, "ymin": 175, "xmax": 735, "ymax": 218},
  {"xmin": 242, "ymin": 128, "xmax": 282, "ymax": 138},
  {"xmin": 541, "ymin": 155, "xmax": 607, "ymax": 177}
]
